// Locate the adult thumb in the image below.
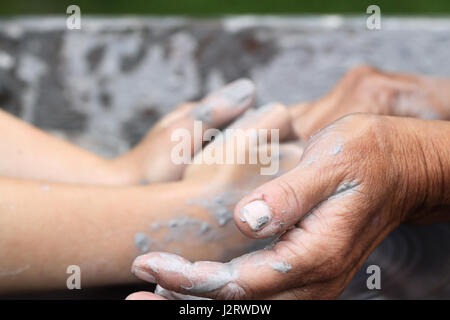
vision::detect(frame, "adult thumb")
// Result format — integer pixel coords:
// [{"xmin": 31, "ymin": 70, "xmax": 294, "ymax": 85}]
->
[{"xmin": 233, "ymin": 162, "xmax": 343, "ymax": 239}]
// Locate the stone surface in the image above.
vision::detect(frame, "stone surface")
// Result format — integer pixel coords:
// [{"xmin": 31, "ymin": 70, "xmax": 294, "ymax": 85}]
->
[
  {"xmin": 0, "ymin": 16, "xmax": 450, "ymax": 299},
  {"xmin": 2, "ymin": 16, "xmax": 450, "ymax": 157}
]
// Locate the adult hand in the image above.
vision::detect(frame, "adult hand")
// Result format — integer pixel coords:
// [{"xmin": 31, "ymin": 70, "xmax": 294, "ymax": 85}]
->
[
  {"xmin": 290, "ymin": 66, "xmax": 450, "ymax": 140},
  {"xmin": 128, "ymin": 113, "xmax": 450, "ymax": 299},
  {"xmin": 127, "ymin": 102, "xmax": 304, "ymax": 287}
]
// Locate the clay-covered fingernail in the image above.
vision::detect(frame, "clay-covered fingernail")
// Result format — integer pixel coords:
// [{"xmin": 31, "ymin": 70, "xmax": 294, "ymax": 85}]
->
[
  {"xmin": 132, "ymin": 266, "xmax": 157, "ymax": 283},
  {"xmin": 239, "ymin": 200, "xmax": 272, "ymax": 231},
  {"xmin": 132, "ymin": 255, "xmax": 157, "ymax": 283},
  {"xmin": 219, "ymin": 78, "xmax": 255, "ymax": 107},
  {"xmin": 192, "ymin": 79, "xmax": 255, "ymax": 124}
]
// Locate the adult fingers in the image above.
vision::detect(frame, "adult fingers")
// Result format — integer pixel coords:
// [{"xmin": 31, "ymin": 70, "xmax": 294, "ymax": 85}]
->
[
  {"xmin": 131, "ymin": 181, "xmax": 369, "ymax": 300},
  {"xmin": 155, "ymin": 285, "xmax": 211, "ymax": 300},
  {"xmin": 233, "ymin": 130, "xmax": 353, "ymax": 238},
  {"xmin": 131, "ymin": 235, "xmax": 305, "ymax": 300}
]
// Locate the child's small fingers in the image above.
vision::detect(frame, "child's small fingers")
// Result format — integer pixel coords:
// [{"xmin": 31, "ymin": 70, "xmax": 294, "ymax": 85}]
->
[
  {"xmin": 191, "ymin": 79, "xmax": 256, "ymax": 127},
  {"xmin": 190, "ymin": 103, "xmax": 292, "ymax": 171},
  {"xmin": 228, "ymin": 102, "xmax": 292, "ymax": 140},
  {"xmin": 142, "ymin": 80, "xmax": 256, "ymax": 182},
  {"xmin": 158, "ymin": 79, "xmax": 256, "ymax": 131},
  {"xmin": 289, "ymin": 102, "xmax": 312, "ymax": 119},
  {"xmin": 168, "ymin": 80, "xmax": 256, "ymax": 156},
  {"xmin": 156, "ymin": 103, "xmax": 197, "ymax": 129}
]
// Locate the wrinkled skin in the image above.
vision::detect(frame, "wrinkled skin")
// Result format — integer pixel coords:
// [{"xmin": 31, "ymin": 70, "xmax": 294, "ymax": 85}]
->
[
  {"xmin": 127, "ymin": 67, "xmax": 450, "ymax": 300},
  {"xmin": 143, "ymin": 102, "xmax": 304, "ymax": 264},
  {"xmin": 290, "ymin": 66, "xmax": 450, "ymax": 140}
]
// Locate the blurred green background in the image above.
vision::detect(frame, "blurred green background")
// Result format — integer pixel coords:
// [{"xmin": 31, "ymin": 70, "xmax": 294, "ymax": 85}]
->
[{"xmin": 0, "ymin": 0, "xmax": 450, "ymax": 15}]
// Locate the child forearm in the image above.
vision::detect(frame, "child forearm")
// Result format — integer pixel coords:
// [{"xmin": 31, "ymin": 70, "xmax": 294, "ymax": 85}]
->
[
  {"xmin": 0, "ymin": 110, "xmax": 140, "ymax": 185},
  {"xmin": 0, "ymin": 79, "xmax": 257, "ymax": 186},
  {"xmin": 0, "ymin": 177, "xmax": 249, "ymax": 293}
]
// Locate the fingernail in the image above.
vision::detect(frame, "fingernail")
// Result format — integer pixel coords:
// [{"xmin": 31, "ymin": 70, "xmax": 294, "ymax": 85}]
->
[
  {"xmin": 239, "ymin": 200, "xmax": 272, "ymax": 231},
  {"xmin": 219, "ymin": 79, "xmax": 255, "ymax": 107},
  {"xmin": 192, "ymin": 79, "xmax": 255, "ymax": 124},
  {"xmin": 132, "ymin": 266, "xmax": 157, "ymax": 283}
]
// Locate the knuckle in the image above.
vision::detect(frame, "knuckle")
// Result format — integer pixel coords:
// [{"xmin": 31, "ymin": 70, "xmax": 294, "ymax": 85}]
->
[
  {"xmin": 325, "ymin": 254, "xmax": 347, "ymax": 279},
  {"xmin": 215, "ymin": 282, "xmax": 249, "ymax": 300},
  {"xmin": 342, "ymin": 65, "xmax": 377, "ymax": 85},
  {"xmin": 332, "ymin": 113, "xmax": 389, "ymax": 168},
  {"xmin": 340, "ymin": 112, "xmax": 371, "ymax": 123},
  {"xmin": 349, "ymin": 64, "xmax": 377, "ymax": 76},
  {"xmin": 350, "ymin": 64, "xmax": 377, "ymax": 75},
  {"xmin": 304, "ymin": 230, "xmax": 352, "ymax": 282},
  {"xmin": 315, "ymin": 248, "xmax": 347, "ymax": 281},
  {"xmin": 338, "ymin": 113, "xmax": 385, "ymax": 134},
  {"xmin": 348, "ymin": 71, "xmax": 400, "ymax": 113},
  {"xmin": 286, "ymin": 287, "xmax": 310, "ymax": 299},
  {"xmin": 272, "ymin": 179, "xmax": 302, "ymax": 213}
]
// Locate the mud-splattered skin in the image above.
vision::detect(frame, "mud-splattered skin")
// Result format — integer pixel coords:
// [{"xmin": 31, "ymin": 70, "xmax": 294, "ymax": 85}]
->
[
  {"xmin": 131, "ymin": 102, "xmax": 303, "ymax": 264},
  {"xmin": 132, "ymin": 250, "xmax": 293, "ymax": 299},
  {"xmin": 125, "ymin": 67, "xmax": 450, "ymax": 300},
  {"xmin": 290, "ymin": 66, "xmax": 450, "ymax": 141},
  {"xmin": 131, "ymin": 139, "xmax": 302, "ymax": 260},
  {"xmin": 176, "ymin": 140, "xmax": 302, "ymax": 261},
  {"xmin": 117, "ymin": 78, "xmax": 257, "ymax": 184},
  {"xmin": 130, "ymin": 113, "xmax": 450, "ymax": 300}
]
